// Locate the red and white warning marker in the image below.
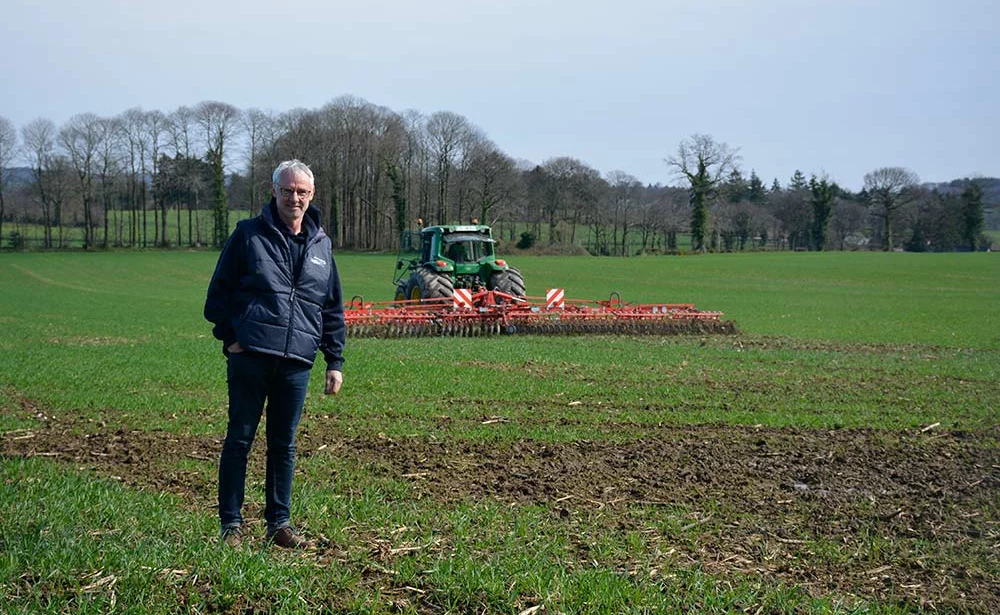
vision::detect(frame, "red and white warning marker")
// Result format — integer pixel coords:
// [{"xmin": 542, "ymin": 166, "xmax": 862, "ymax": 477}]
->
[
  {"xmin": 546, "ymin": 288, "xmax": 565, "ymax": 310},
  {"xmin": 453, "ymin": 288, "xmax": 474, "ymax": 309}
]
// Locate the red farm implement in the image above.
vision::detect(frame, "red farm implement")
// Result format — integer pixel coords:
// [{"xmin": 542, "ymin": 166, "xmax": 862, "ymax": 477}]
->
[{"xmin": 344, "ymin": 289, "xmax": 736, "ymax": 338}]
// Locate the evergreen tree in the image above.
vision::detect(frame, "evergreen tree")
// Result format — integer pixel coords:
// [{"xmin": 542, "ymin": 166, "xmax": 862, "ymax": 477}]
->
[
  {"xmin": 960, "ymin": 181, "xmax": 984, "ymax": 251},
  {"xmin": 748, "ymin": 170, "xmax": 767, "ymax": 204},
  {"xmin": 723, "ymin": 168, "xmax": 747, "ymax": 203},
  {"xmin": 770, "ymin": 178, "xmax": 782, "ymax": 193},
  {"xmin": 689, "ymin": 159, "xmax": 712, "ymax": 251},
  {"xmin": 905, "ymin": 223, "xmax": 928, "ymax": 252},
  {"xmin": 789, "ymin": 170, "xmax": 808, "ymax": 191},
  {"xmin": 907, "ymin": 190, "xmax": 962, "ymax": 252},
  {"xmin": 809, "ymin": 175, "xmax": 835, "ymax": 251}
]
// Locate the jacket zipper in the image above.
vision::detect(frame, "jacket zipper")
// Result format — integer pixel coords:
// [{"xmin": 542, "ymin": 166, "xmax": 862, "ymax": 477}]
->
[
  {"xmin": 283, "ymin": 234, "xmax": 315, "ymax": 358},
  {"xmin": 283, "ymin": 238, "xmax": 300, "ymax": 358}
]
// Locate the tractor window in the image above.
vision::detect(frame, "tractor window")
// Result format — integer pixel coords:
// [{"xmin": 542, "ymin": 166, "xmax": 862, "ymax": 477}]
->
[
  {"xmin": 444, "ymin": 236, "xmax": 493, "ymax": 262},
  {"xmin": 447, "ymin": 242, "xmax": 469, "ymax": 262},
  {"xmin": 421, "ymin": 234, "xmax": 433, "ymax": 263}
]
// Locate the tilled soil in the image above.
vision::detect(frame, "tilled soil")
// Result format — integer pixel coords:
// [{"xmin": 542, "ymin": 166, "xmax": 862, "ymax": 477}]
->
[{"xmin": 4, "ymin": 405, "xmax": 998, "ymax": 612}]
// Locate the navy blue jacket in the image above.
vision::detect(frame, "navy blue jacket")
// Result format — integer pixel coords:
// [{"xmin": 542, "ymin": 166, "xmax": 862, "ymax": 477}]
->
[{"xmin": 204, "ymin": 200, "xmax": 345, "ymax": 370}]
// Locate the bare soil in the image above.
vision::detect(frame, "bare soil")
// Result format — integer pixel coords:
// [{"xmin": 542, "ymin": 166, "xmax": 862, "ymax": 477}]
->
[{"xmin": 4, "ymin": 400, "xmax": 998, "ymax": 613}]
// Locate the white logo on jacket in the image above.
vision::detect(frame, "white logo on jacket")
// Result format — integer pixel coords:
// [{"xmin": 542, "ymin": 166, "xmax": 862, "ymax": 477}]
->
[{"xmin": 310, "ymin": 256, "xmax": 327, "ymax": 266}]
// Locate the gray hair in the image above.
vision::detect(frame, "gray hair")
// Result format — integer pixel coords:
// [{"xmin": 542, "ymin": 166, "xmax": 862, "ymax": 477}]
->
[{"xmin": 272, "ymin": 159, "xmax": 314, "ymax": 187}]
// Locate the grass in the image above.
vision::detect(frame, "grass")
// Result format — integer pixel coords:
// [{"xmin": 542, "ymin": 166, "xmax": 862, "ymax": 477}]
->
[
  {"xmin": 1, "ymin": 458, "xmax": 357, "ymax": 613},
  {"xmin": 1, "ymin": 250, "xmax": 998, "ymax": 613},
  {"xmin": 1, "ymin": 458, "xmax": 890, "ymax": 614}
]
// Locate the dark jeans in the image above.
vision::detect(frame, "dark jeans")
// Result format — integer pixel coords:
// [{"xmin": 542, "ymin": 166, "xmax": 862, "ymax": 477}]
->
[{"xmin": 219, "ymin": 351, "xmax": 311, "ymax": 533}]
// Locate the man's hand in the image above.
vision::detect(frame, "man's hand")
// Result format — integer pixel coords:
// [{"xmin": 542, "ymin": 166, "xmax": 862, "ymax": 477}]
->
[
  {"xmin": 227, "ymin": 342, "xmax": 244, "ymax": 354},
  {"xmin": 325, "ymin": 369, "xmax": 343, "ymax": 395}
]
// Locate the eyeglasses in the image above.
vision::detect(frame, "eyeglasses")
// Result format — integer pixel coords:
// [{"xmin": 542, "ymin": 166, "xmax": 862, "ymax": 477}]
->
[{"xmin": 278, "ymin": 187, "xmax": 312, "ymax": 199}]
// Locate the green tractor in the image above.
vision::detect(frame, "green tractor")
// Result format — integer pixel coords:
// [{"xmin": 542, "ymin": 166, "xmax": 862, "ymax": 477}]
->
[{"xmin": 394, "ymin": 223, "xmax": 526, "ymax": 302}]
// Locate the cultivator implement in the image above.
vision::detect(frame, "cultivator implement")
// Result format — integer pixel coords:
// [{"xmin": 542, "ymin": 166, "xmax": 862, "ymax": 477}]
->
[{"xmin": 344, "ymin": 289, "xmax": 736, "ymax": 338}]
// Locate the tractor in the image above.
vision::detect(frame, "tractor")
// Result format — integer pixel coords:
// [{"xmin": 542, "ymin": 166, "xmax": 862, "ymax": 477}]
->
[
  {"xmin": 341, "ymin": 221, "xmax": 732, "ymax": 337},
  {"xmin": 393, "ymin": 223, "xmax": 526, "ymax": 302}
]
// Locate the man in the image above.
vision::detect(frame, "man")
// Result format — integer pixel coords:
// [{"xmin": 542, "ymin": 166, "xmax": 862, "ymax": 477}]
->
[{"xmin": 204, "ymin": 159, "xmax": 345, "ymax": 549}]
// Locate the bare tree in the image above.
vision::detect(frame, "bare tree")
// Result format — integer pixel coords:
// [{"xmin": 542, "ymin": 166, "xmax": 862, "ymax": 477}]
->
[
  {"xmin": 606, "ymin": 171, "xmax": 641, "ymax": 255},
  {"xmin": 712, "ymin": 201, "xmax": 737, "ymax": 251},
  {"xmin": 22, "ymin": 118, "xmax": 58, "ymax": 247},
  {"xmin": 311, "ymin": 96, "xmax": 393, "ymax": 248},
  {"xmin": 331, "ymin": 97, "xmax": 377, "ymax": 247},
  {"xmin": 167, "ymin": 106, "xmax": 204, "ymax": 246},
  {"xmin": 830, "ymin": 198, "xmax": 866, "ymax": 250},
  {"xmin": 167, "ymin": 106, "xmax": 197, "ymax": 158},
  {"xmin": 0, "ymin": 116, "xmax": 18, "ymax": 247},
  {"xmin": 272, "ymin": 107, "xmax": 321, "ymax": 163},
  {"xmin": 95, "ymin": 116, "xmax": 124, "ymax": 247},
  {"xmin": 400, "ymin": 110, "xmax": 431, "ymax": 227},
  {"xmin": 770, "ymin": 187, "xmax": 811, "ymax": 250},
  {"xmin": 194, "ymin": 100, "xmax": 241, "ymax": 247},
  {"xmin": 633, "ymin": 197, "xmax": 659, "ymax": 253},
  {"xmin": 141, "ymin": 111, "xmax": 168, "ymax": 246},
  {"xmin": 46, "ymin": 155, "xmax": 73, "ymax": 247},
  {"xmin": 537, "ymin": 157, "xmax": 602, "ymax": 245},
  {"xmin": 654, "ymin": 188, "xmax": 689, "ymax": 252},
  {"xmin": 728, "ymin": 202, "xmax": 760, "ymax": 250},
  {"xmin": 120, "ymin": 108, "xmax": 150, "ymax": 246},
  {"xmin": 372, "ymin": 110, "xmax": 417, "ymax": 248},
  {"xmin": 380, "ymin": 113, "xmax": 412, "ymax": 244},
  {"xmin": 451, "ymin": 123, "xmax": 489, "ymax": 224},
  {"xmin": 156, "ymin": 152, "xmax": 212, "ymax": 247},
  {"xmin": 426, "ymin": 111, "xmax": 471, "ymax": 224},
  {"xmin": 863, "ymin": 167, "xmax": 919, "ymax": 251},
  {"xmin": 465, "ymin": 142, "xmax": 518, "ymax": 226},
  {"xmin": 241, "ymin": 108, "xmax": 277, "ymax": 216},
  {"xmin": 59, "ymin": 113, "xmax": 107, "ymax": 248},
  {"xmin": 360, "ymin": 102, "xmax": 406, "ymax": 249},
  {"xmin": 666, "ymin": 134, "xmax": 740, "ymax": 252}
]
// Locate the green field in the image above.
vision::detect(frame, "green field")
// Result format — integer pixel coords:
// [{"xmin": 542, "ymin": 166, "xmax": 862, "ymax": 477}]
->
[
  {"xmin": 2, "ymin": 209, "xmax": 254, "ymax": 249},
  {"xmin": 1, "ymin": 251, "xmax": 998, "ymax": 613}
]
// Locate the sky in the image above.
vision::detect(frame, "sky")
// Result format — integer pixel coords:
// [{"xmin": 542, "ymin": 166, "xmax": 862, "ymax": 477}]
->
[{"xmin": 2, "ymin": 0, "xmax": 997, "ymax": 190}]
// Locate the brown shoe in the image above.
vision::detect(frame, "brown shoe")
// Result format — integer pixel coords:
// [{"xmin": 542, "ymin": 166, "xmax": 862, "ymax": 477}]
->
[
  {"xmin": 221, "ymin": 525, "xmax": 243, "ymax": 548},
  {"xmin": 267, "ymin": 527, "xmax": 314, "ymax": 549}
]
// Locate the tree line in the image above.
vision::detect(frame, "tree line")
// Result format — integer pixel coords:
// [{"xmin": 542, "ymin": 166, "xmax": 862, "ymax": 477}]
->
[{"xmin": 0, "ymin": 98, "xmax": 992, "ymax": 253}]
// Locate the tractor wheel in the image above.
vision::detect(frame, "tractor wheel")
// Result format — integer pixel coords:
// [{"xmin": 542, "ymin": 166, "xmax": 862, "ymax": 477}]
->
[
  {"xmin": 489, "ymin": 267, "xmax": 526, "ymax": 298},
  {"xmin": 394, "ymin": 283, "xmax": 408, "ymax": 305},
  {"xmin": 407, "ymin": 267, "xmax": 454, "ymax": 302}
]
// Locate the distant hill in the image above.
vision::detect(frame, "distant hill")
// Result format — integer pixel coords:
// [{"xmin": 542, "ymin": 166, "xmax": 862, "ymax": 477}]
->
[
  {"xmin": 922, "ymin": 177, "xmax": 1000, "ymax": 204},
  {"xmin": 2, "ymin": 167, "xmax": 33, "ymax": 187},
  {"xmin": 923, "ymin": 177, "xmax": 1000, "ymax": 230}
]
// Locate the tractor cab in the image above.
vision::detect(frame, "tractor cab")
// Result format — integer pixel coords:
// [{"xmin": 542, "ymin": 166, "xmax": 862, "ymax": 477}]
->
[
  {"xmin": 393, "ymin": 223, "xmax": 525, "ymax": 302},
  {"xmin": 421, "ymin": 225, "xmax": 497, "ymax": 287}
]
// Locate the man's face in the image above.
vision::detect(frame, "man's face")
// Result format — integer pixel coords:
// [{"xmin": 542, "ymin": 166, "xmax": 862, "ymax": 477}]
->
[{"xmin": 273, "ymin": 169, "xmax": 315, "ymax": 229}]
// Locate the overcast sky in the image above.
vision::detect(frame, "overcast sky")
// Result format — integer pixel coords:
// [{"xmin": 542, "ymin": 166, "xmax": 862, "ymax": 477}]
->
[{"xmin": 2, "ymin": 0, "xmax": 996, "ymax": 190}]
